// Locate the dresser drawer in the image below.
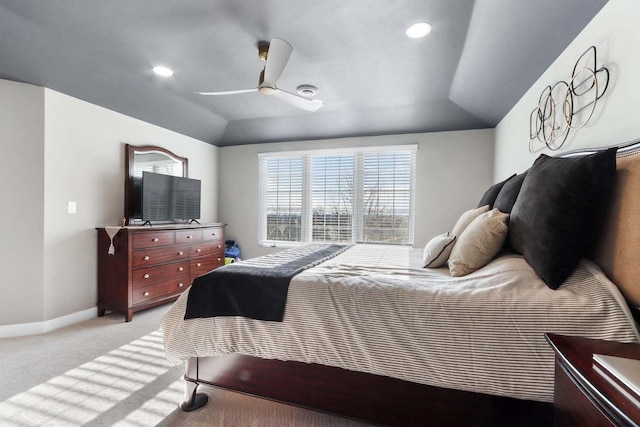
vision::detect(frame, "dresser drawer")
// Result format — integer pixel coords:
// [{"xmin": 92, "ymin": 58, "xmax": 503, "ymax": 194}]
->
[
  {"xmin": 176, "ymin": 229, "xmax": 203, "ymax": 244},
  {"xmin": 132, "ymin": 246, "xmax": 190, "ymax": 269},
  {"xmin": 190, "ymin": 257, "xmax": 224, "ymax": 280},
  {"xmin": 133, "ymin": 280, "xmax": 190, "ymax": 305},
  {"xmin": 191, "ymin": 241, "xmax": 224, "ymax": 258},
  {"xmin": 202, "ymin": 227, "xmax": 224, "ymax": 242},
  {"xmin": 132, "ymin": 261, "xmax": 190, "ymax": 287},
  {"xmin": 132, "ymin": 231, "xmax": 174, "ymax": 249}
]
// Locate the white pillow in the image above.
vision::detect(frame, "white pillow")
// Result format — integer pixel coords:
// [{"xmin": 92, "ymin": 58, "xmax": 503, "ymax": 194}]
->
[
  {"xmin": 451, "ymin": 205, "xmax": 490, "ymax": 238},
  {"xmin": 423, "ymin": 232, "xmax": 457, "ymax": 268},
  {"xmin": 449, "ymin": 208, "xmax": 509, "ymax": 277}
]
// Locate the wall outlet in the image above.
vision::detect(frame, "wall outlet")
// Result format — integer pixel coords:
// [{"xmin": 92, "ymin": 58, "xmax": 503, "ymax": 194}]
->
[{"xmin": 68, "ymin": 201, "xmax": 77, "ymax": 214}]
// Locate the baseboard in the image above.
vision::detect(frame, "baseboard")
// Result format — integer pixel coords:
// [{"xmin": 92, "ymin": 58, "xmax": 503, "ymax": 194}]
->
[{"xmin": 0, "ymin": 307, "xmax": 97, "ymax": 339}]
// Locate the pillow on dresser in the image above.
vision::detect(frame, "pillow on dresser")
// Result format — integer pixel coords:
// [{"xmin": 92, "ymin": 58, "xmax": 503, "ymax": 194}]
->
[
  {"xmin": 423, "ymin": 232, "xmax": 457, "ymax": 268},
  {"xmin": 508, "ymin": 148, "xmax": 617, "ymax": 289},
  {"xmin": 493, "ymin": 171, "xmax": 528, "ymax": 214},
  {"xmin": 477, "ymin": 174, "xmax": 516, "ymax": 209},
  {"xmin": 449, "ymin": 208, "xmax": 509, "ymax": 277}
]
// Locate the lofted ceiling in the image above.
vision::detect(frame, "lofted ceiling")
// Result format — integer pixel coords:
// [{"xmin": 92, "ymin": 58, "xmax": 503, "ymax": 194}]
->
[{"xmin": 0, "ymin": 0, "xmax": 607, "ymax": 147}]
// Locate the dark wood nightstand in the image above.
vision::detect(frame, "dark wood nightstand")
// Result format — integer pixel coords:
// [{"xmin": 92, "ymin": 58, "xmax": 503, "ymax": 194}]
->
[{"xmin": 546, "ymin": 333, "xmax": 640, "ymax": 426}]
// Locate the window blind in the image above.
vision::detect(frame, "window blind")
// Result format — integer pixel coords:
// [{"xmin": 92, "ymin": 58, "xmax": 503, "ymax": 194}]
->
[
  {"xmin": 259, "ymin": 146, "xmax": 415, "ymax": 246},
  {"xmin": 361, "ymin": 151, "xmax": 413, "ymax": 244},
  {"xmin": 261, "ymin": 157, "xmax": 304, "ymax": 243},
  {"xmin": 311, "ymin": 155, "xmax": 355, "ymax": 243}
]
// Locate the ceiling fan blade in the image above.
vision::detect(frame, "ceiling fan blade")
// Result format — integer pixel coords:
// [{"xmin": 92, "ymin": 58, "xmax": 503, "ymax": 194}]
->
[
  {"xmin": 273, "ymin": 89, "xmax": 324, "ymax": 112},
  {"xmin": 263, "ymin": 39, "xmax": 293, "ymax": 87},
  {"xmin": 196, "ymin": 88, "xmax": 258, "ymax": 95}
]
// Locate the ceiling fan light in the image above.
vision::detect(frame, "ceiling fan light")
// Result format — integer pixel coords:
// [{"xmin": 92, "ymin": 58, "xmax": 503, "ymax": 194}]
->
[
  {"xmin": 406, "ymin": 22, "xmax": 432, "ymax": 38},
  {"xmin": 152, "ymin": 66, "xmax": 174, "ymax": 77},
  {"xmin": 258, "ymin": 86, "xmax": 277, "ymax": 95}
]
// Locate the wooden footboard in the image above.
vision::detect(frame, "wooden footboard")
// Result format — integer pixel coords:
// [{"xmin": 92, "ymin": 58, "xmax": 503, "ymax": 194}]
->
[{"xmin": 182, "ymin": 355, "xmax": 552, "ymax": 427}]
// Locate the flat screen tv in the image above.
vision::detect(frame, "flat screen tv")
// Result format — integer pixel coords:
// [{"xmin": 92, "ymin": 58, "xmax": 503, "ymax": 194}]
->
[{"xmin": 132, "ymin": 171, "xmax": 201, "ymax": 224}]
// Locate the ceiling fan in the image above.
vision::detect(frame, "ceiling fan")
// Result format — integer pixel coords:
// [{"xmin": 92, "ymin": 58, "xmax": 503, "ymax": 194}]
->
[{"xmin": 196, "ymin": 39, "xmax": 323, "ymax": 112}]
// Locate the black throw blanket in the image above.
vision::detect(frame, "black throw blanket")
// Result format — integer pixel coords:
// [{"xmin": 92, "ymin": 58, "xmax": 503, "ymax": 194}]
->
[{"xmin": 184, "ymin": 244, "xmax": 350, "ymax": 322}]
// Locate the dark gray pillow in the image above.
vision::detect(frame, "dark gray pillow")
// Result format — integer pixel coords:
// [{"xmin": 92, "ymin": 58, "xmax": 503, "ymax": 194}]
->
[
  {"xmin": 477, "ymin": 174, "xmax": 516, "ymax": 209},
  {"xmin": 508, "ymin": 148, "xmax": 617, "ymax": 289},
  {"xmin": 493, "ymin": 172, "xmax": 528, "ymax": 214}
]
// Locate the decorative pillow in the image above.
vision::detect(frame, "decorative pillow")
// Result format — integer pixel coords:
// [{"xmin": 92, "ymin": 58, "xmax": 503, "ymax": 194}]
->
[
  {"xmin": 451, "ymin": 205, "xmax": 490, "ymax": 238},
  {"xmin": 423, "ymin": 232, "xmax": 457, "ymax": 268},
  {"xmin": 477, "ymin": 174, "xmax": 516, "ymax": 209},
  {"xmin": 493, "ymin": 171, "xmax": 528, "ymax": 214},
  {"xmin": 508, "ymin": 148, "xmax": 617, "ymax": 289},
  {"xmin": 449, "ymin": 209, "xmax": 509, "ymax": 277}
]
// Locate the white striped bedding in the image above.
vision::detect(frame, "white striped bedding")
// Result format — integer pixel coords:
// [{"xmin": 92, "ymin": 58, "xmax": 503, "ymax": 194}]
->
[{"xmin": 161, "ymin": 244, "xmax": 640, "ymax": 403}]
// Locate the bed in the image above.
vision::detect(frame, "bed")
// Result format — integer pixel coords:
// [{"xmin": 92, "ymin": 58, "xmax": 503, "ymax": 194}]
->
[{"xmin": 161, "ymin": 142, "xmax": 640, "ymax": 426}]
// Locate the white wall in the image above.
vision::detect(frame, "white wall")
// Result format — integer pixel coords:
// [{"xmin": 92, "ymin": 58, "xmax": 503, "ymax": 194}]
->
[
  {"xmin": 0, "ymin": 80, "xmax": 45, "ymax": 325},
  {"xmin": 219, "ymin": 129, "xmax": 494, "ymax": 260},
  {"xmin": 495, "ymin": 0, "xmax": 640, "ymax": 179},
  {"xmin": 0, "ymin": 81, "xmax": 219, "ymax": 333},
  {"xmin": 42, "ymin": 89, "xmax": 219, "ymax": 322}
]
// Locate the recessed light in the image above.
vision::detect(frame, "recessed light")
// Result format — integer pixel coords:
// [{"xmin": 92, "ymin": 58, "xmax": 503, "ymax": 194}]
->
[
  {"xmin": 153, "ymin": 66, "xmax": 174, "ymax": 77},
  {"xmin": 406, "ymin": 22, "xmax": 432, "ymax": 38}
]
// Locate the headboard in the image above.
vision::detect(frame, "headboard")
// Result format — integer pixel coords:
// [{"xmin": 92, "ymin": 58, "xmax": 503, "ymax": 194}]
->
[{"xmin": 584, "ymin": 141, "xmax": 640, "ymax": 312}]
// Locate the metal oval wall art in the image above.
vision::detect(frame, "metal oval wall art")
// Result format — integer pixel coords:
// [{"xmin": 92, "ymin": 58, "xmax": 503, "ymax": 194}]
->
[{"xmin": 529, "ymin": 46, "xmax": 610, "ymax": 153}]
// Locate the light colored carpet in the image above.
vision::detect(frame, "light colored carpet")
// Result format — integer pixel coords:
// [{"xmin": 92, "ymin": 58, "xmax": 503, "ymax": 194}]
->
[
  {"xmin": 160, "ymin": 388, "xmax": 371, "ymax": 427},
  {"xmin": 0, "ymin": 305, "xmax": 371, "ymax": 426}
]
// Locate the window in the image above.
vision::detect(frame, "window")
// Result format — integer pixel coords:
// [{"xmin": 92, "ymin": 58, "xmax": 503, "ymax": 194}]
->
[
  {"xmin": 259, "ymin": 145, "xmax": 416, "ymax": 246},
  {"xmin": 262, "ymin": 157, "xmax": 303, "ymax": 243},
  {"xmin": 311, "ymin": 154, "xmax": 354, "ymax": 243}
]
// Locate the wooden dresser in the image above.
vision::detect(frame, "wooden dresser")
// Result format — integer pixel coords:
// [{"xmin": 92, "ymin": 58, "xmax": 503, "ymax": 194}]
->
[{"xmin": 97, "ymin": 223, "xmax": 225, "ymax": 321}]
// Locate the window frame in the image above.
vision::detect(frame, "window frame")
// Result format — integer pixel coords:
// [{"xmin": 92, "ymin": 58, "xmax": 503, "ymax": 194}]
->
[{"xmin": 258, "ymin": 145, "xmax": 417, "ymax": 248}]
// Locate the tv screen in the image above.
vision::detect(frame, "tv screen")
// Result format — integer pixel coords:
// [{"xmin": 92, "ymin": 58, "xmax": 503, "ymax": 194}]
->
[{"xmin": 136, "ymin": 171, "xmax": 201, "ymax": 222}]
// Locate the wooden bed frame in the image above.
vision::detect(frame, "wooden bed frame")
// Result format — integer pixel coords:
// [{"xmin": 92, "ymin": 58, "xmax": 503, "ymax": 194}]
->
[
  {"xmin": 178, "ymin": 142, "xmax": 640, "ymax": 426},
  {"xmin": 181, "ymin": 354, "xmax": 553, "ymax": 426}
]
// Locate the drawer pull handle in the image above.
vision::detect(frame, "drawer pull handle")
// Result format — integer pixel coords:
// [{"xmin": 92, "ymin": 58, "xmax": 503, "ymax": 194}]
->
[
  {"xmin": 143, "ymin": 273, "xmax": 150, "ymax": 279},
  {"xmin": 178, "ymin": 267, "xmax": 184, "ymax": 272},
  {"xmin": 178, "ymin": 251, "xmax": 184, "ymax": 256},
  {"xmin": 178, "ymin": 283, "xmax": 184, "ymax": 288},
  {"xmin": 217, "ymin": 245, "xmax": 222, "ymax": 248},
  {"xmin": 211, "ymin": 232, "xmax": 216, "ymax": 236},
  {"xmin": 187, "ymin": 235, "xmax": 193, "ymax": 239},
  {"xmin": 143, "ymin": 291, "xmax": 149, "ymax": 296},
  {"xmin": 217, "ymin": 258, "xmax": 222, "ymax": 262},
  {"xmin": 196, "ymin": 263, "xmax": 201, "ymax": 267},
  {"xmin": 143, "ymin": 256, "xmax": 150, "ymax": 261},
  {"xmin": 152, "ymin": 238, "xmax": 159, "ymax": 242},
  {"xmin": 196, "ymin": 248, "xmax": 201, "ymax": 253}
]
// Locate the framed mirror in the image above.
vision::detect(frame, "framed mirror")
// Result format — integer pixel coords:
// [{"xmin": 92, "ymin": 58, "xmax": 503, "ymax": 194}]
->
[{"xmin": 124, "ymin": 144, "xmax": 189, "ymax": 225}]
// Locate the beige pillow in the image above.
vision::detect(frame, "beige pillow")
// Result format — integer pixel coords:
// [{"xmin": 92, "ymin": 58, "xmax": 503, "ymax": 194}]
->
[
  {"xmin": 451, "ymin": 205, "xmax": 490, "ymax": 238},
  {"xmin": 449, "ymin": 209, "xmax": 509, "ymax": 277},
  {"xmin": 423, "ymin": 232, "xmax": 457, "ymax": 268}
]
